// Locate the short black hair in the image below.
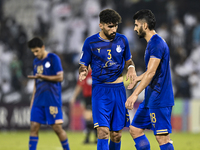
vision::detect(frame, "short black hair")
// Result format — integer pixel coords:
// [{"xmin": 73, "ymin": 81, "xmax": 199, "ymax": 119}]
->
[
  {"xmin": 99, "ymin": 9, "xmax": 122, "ymax": 24},
  {"xmin": 28, "ymin": 37, "xmax": 44, "ymax": 49},
  {"xmin": 133, "ymin": 9, "xmax": 156, "ymax": 30}
]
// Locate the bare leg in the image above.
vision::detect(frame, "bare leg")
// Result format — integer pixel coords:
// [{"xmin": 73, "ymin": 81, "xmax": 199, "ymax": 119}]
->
[
  {"xmin": 52, "ymin": 124, "xmax": 70, "ymax": 150},
  {"xmin": 52, "ymin": 124, "xmax": 67, "ymax": 141},
  {"xmin": 97, "ymin": 127, "xmax": 110, "ymax": 150},
  {"xmin": 30, "ymin": 121, "xmax": 41, "ymax": 137},
  {"xmin": 109, "ymin": 129, "xmax": 123, "ymax": 150},
  {"xmin": 129, "ymin": 125, "xmax": 150, "ymax": 150},
  {"xmin": 29, "ymin": 122, "xmax": 40, "ymax": 150}
]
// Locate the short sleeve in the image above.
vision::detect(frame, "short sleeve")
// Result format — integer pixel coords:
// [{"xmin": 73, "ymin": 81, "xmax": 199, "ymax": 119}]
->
[
  {"xmin": 52, "ymin": 54, "xmax": 63, "ymax": 73},
  {"xmin": 149, "ymin": 42, "xmax": 163, "ymax": 59},
  {"xmin": 123, "ymin": 35, "xmax": 132, "ymax": 61},
  {"xmin": 80, "ymin": 38, "xmax": 92, "ymax": 66}
]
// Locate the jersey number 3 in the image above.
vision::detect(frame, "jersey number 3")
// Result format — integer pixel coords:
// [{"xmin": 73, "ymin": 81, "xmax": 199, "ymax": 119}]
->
[{"xmin": 107, "ymin": 50, "xmax": 112, "ymax": 60}]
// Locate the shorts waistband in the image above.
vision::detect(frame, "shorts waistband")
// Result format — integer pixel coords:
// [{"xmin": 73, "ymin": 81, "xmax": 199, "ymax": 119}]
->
[{"xmin": 93, "ymin": 82, "xmax": 124, "ymax": 88}]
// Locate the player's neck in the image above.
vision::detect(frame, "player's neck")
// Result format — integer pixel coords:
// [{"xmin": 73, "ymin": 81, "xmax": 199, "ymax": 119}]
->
[
  {"xmin": 41, "ymin": 51, "xmax": 48, "ymax": 60},
  {"xmin": 99, "ymin": 31, "xmax": 112, "ymax": 41},
  {"xmin": 145, "ymin": 30, "xmax": 157, "ymax": 43}
]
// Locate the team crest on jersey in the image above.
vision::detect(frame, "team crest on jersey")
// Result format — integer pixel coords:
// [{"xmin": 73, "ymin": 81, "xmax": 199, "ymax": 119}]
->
[
  {"xmin": 116, "ymin": 45, "xmax": 122, "ymax": 53},
  {"xmin": 37, "ymin": 65, "xmax": 43, "ymax": 74},
  {"xmin": 45, "ymin": 61, "xmax": 51, "ymax": 68}
]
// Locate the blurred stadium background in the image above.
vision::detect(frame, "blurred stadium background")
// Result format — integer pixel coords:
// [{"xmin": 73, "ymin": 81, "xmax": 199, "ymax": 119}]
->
[{"xmin": 0, "ymin": 0, "xmax": 200, "ymax": 149}]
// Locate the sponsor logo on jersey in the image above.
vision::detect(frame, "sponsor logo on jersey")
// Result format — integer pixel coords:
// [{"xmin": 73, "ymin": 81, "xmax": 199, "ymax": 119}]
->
[{"xmin": 97, "ymin": 48, "xmax": 101, "ymax": 53}]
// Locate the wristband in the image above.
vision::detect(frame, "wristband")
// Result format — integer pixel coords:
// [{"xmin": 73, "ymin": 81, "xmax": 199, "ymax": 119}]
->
[{"xmin": 128, "ymin": 65, "xmax": 135, "ymax": 69}]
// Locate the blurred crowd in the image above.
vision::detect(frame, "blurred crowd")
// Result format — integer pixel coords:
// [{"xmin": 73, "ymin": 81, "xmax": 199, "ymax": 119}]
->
[{"xmin": 0, "ymin": 0, "xmax": 200, "ymax": 104}]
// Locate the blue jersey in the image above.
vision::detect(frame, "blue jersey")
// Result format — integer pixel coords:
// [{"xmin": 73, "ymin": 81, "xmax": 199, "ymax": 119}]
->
[
  {"xmin": 143, "ymin": 34, "xmax": 174, "ymax": 108},
  {"xmin": 33, "ymin": 53, "xmax": 63, "ymax": 107},
  {"xmin": 80, "ymin": 33, "xmax": 132, "ymax": 84}
]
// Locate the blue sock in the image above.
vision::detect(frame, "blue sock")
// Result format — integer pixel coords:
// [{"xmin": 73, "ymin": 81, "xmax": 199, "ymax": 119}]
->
[
  {"xmin": 134, "ymin": 135, "xmax": 150, "ymax": 150},
  {"xmin": 160, "ymin": 143, "xmax": 174, "ymax": 150},
  {"xmin": 61, "ymin": 139, "xmax": 70, "ymax": 150},
  {"xmin": 109, "ymin": 140, "xmax": 121, "ymax": 150},
  {"xmin": 97, "ymin": 139, "xmax": 109, "ymax": 150},
  {"xmin": 29, "ymin": 136, "xmax": 38, "ymax": 150}
]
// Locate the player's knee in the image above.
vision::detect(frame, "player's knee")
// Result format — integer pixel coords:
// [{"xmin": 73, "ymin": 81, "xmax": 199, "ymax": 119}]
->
[
  {"xmin": 30, "ymin": 122, "xmax": 40, "ymax": 135},
  {"xmin": 52, "ymin": 124, "xmax": 63, "ymax": 134},
  {"xmin": 155, "ymin": 134, "xmax": 170, "ymax": 145},
  {"xmin": 97, "ymin": 127, "xmax": 109, "ymax": 139},
  {"xmin": 110, "ymin": 132, "xmax": 122, "ymax": 143},
  {"xmin": 129, "ymin": 126, "xmax": 144, "ymax": 139}
]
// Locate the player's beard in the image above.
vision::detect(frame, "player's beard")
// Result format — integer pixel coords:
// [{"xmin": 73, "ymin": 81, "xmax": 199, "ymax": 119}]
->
[
  {"xmin": 137, "ymin": 26, "xmax": 146, "ymax": 38},
  {"xmin": 103, "ymin": 29, "xmax": 116, "ymax": 40}
]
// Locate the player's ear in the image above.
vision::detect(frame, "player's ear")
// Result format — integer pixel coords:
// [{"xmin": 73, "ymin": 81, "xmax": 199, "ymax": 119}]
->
[
  {"xmin": 99, "ymin": 23, "xmax": 103, "ymax": 29},
  {"xmin": 42, "ymin": 45, "xmax": 45, "ymax": 50},
  {"xmin": 144, "ymin": 22, "xmax": 148, "ymax": 30}
]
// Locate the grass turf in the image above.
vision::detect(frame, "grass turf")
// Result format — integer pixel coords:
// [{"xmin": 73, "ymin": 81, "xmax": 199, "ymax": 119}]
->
[{"xmin": 0, "ymin": 130, "xmax": 199, "ymax": 150}]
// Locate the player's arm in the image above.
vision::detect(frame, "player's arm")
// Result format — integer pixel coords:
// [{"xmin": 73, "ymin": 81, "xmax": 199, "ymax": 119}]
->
[
  {"xmin": 30, "ymin": 80, "xmax": 36, "ymax": 109},
  {"xmin": 125, "ymin": 59, "xmax": 137, "ymax": 89},
  {"xmin": 70, "ymin": 84, "xmax": 82, "ymax": 105},
  {"xmin": 79, "ymin": 64, "xmax": 88, "ymax": 82},
  {"xmin": 28, "ymin": 71, "xmax": 63, "ymax": 82},
  {"xmin": 133, "ymin": 58, "xmax": 160, "ymax": 94},
  {"xmin": 125, "ymin": 57, "xmax": 160, "ymax": 110},
  {"xmin": 38, "ymin": 71, "xmax": 63, "ymax": 82}
]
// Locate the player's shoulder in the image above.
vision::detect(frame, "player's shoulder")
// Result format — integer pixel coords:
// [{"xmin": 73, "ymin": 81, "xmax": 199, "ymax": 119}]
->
[
  {"xmin": 153, "ymin": 34, "xmax": 166, "ymax": 44},
  {"xmin": 116, "ymin": 33, "xmax": 128, "ymax": 39},
  {"xmin": 85, "ymin": 33, "xmax": 99, "ymax": 43},
  {"xmin": 115, "ymin": 33, "xmax": 129, "ymax": 44},
  {"xmin": 33, "ymin": 56, "xmax": 40, "ymax": 64},
  {"xmin": 150, "ymin": 34, "xmax": 167, "ymax": 48},
  {"xmin": 48, "ymin": 53, "xmax": 60, "ymax": 59}
]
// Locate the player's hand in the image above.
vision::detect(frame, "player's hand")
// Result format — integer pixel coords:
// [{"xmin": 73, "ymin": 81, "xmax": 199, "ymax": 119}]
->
[
  {"xmin": 127, "ymin": 76, "xmax": 139, "ymax": 89},
  {"xmin": 125, "ymin": 94, "xmax": 138, "ymax": 110},
  {"xmin": 27, "ymin": 75, "xmax": 37, "ymax": 79},
  {"xmin": 126, "ymin": 68, "xmax": 137, "ymax": 89},
  {"xmin": 27, "ymin": 74, "xmax": 42, "ymax": 79},
  {"xmin": 79, "ymin": 69, "xmax": 88, "ymax": 82}
]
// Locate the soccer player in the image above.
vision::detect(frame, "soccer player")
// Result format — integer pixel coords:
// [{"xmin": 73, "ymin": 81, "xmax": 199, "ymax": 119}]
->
[
  {"xmin": 125, "ymin": 9, "xmax": 174, "ymax": 150},
  {"xmin": 70, "ymin": 66, "xmax": 97, "ymax": 144},
  {"xmin": 27, "ymin": 37, "xmax": 70, "ymax": 150},
  {"xmin": 79, "ymin": 9, "xmax": 137, "ymax": 150}
]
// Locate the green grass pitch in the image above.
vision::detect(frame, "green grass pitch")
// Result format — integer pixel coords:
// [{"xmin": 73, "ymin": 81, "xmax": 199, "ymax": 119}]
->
[{"xmin": 0, "ymin": 130, "xmax": 200, "ymax": 150}]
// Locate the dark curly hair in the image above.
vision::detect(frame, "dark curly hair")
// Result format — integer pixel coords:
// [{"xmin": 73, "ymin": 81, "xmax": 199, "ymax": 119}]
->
[
  {"xmin": 28, "ymin": 37, "xmax": 44, "ymax": 48},
  {"xmin": 99, "ymin": 9, "xmax": 122, "ymax": 24},
  {"xmin": 133, "ymin": 9, "xmax": 156, "ymax": 30}
]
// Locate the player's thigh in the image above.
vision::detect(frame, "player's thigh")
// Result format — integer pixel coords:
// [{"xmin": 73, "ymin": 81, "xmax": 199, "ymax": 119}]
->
[
  {"xmin": 149, "ymin": 107, "xmax": 172, "ymax": 135},
  {"xmin": 92, "ymin": 85, "xmax": 115, "ymax": 129},
  {"xmin": 45, "ymin": 106, "xmax": 64, "ymax": 125},
  {"xmin": 84, "ymin": 96, "xmax": 92, "ymax": 109},
  {"xmin": 111, "ymin": 85, "xmax": 129, "ymax": 131},
  {"xmin": 30, "ymin": 106, "xmax": 46, "ymax": 124},
  {"xmin": 83, "ymin": 109, "xmax": 93, "ymax": 121},
  {"xmin": 131, "ymin": 103, "xmax": 152, "ymax": 130}
]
